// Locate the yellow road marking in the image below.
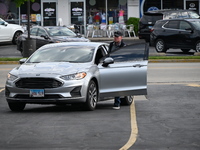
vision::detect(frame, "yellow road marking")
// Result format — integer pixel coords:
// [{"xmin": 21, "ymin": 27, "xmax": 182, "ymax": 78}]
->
[
  {"xmin": 120, "ymin": 100, "xmax": 138, "ymax": 150},
  {"xmin": 0, "ymin": 88, "xmax": 5, "ymax": 92},
  {"xmin": 0, "ymin": 68, "xmax": 13, "ymax": 70},
  {"xmin": 186, "ymin": 84, "xmax": 200, "ymax": 87}
]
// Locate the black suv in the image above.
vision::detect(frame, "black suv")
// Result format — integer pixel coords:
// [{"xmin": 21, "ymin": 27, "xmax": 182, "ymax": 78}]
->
[
  {"xmin": 138, "ymin": 10, "xmax": 200, "ymax": 42},
  {"xmin": 150, "ymin": 18, "xmax": 200, "ymax": 53}
]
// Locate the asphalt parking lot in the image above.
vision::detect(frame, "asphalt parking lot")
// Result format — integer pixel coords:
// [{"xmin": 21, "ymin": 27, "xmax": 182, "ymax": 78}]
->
[{"xmin": 0, "ymin": 63, "xmax": 200, "ymax": 149}]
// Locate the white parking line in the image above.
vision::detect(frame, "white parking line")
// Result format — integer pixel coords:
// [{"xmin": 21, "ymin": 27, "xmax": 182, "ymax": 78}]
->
[{"xmin": 120, "ymin": 99, "xmax": 138, "ymax": 150}]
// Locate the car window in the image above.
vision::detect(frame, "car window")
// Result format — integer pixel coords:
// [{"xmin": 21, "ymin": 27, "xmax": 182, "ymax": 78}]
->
[
  {"xmin": 30, "ymin": 28, "xmax": 38, "ymax": 36},
  {"xmin": 141, "ymin": 14, "xmax": 163, "ymax": 24},
  {"xmin": 188, "ymin": 11, "xmax": 200, "ymax": 18},
  {"xmin": 164, "ymin": 12, "xmax": 177, "ymax": 19},
  {"xmin": 37, "ymin": 28, "xmax": 47, "ymax": 36},
  {"xmin": 164, "ymin": 20, "xmax": 179, "ymax": 29},
  {"xmin": 179, "ymin": 21, "xmax": 191, "ymax": 30},
  {"xmin": 109, "ymin": 43, "xmax": 148, "ymax": 62},
  {"xmin": 27, "ymin": 45, "xmax": 95, "ymax": 63},
  {"xmin": 177, "ymin": 12, "xmax": 189, "ymax": 18},
  {"xmin": 46, "ymin": 27, "xmax": 77, "ymax": 36}
]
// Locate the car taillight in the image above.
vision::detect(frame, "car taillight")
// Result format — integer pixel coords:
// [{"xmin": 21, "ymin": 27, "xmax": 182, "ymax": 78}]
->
[{"xmin": 150, "ymin": 28, "xmax": 154, "ymax": 32}]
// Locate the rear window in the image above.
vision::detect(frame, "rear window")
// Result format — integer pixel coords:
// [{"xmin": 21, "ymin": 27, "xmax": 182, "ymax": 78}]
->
[{"xmin": 141, "ymin": 14, "xmax": 163, "ymax": 24}]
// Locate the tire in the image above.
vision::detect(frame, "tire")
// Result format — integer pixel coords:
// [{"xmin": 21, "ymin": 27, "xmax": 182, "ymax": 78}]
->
[
  {"xmin": 8, "ymin": 102, "xmax": 26, "ymax": 112},
  {"xmin": 155, "ymin": 39, "xmax": 167, "ymax": 53},
  {"xmin": 84, "ymin": 80, "xmax": 98, "ymax": 111},
  {"xmin": 12, "ymin": 31, "xmax": 22, "ymax": 45},
  {"xmin": 181, "ymin": 49, "xmax": 190, "ymax": 53},
  {"xmin": 195, "ymin": 41, "xmax": 200, "ymax": 52},
  {"xmin": 121, "ymin": 96, "xmax": 134, "ymax": 106}
]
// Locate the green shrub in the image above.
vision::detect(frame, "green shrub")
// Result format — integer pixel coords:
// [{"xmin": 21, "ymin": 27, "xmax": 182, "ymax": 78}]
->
[{"xmin": 126, "ymin": 17, "xmax": 139, "ymax": 36}]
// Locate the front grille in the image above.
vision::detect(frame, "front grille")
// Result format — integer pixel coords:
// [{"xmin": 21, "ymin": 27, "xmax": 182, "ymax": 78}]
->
[{"xmin": 15, "ymin": 78, "xmax": 63, "ymax": 88}]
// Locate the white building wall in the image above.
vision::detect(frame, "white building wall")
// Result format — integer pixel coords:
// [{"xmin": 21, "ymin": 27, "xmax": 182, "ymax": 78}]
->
[
  {"xmin": 127, "ymin": 0, "xmax": 140, "ymax": 18},
  {"xmin": 57, "ymin": 0, "xmax": 70, "ymax": 26}
]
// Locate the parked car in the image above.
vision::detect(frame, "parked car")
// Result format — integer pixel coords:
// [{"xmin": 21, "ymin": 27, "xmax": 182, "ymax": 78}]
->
[
  {"xmin": 16, "ymin": 26, "xmax": 90, "ymax": 55},
  {"xmin": 5, "ymin": 42, "xmax": 149, "ymax": 111},
  {"xmin": 0, "ymin": 18, "xmax": 24, "ymax": 44},
  {"xmin": 138, "ymin": 10, "xmax": 200, "ymax": 42},
  {"xmin": 150, "ymin": 18, "xmax": 200, "ymax": 53}
]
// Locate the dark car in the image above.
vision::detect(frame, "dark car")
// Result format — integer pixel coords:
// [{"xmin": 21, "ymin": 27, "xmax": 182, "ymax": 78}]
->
[
  {"xmin": 17, "ymin": 26, "xmax": 90, "ymax": 56},
  {"xmin": 150, "ymin": 18, "xmax": 200, "ymax": 53},
  {"xmin": 138, "ymin": 10, "xmax": 200, "ymax": 42}
]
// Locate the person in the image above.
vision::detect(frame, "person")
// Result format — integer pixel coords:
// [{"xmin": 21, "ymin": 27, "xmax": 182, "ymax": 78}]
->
[
  {"xmin": 118, "ymin": 9, "xmax": 124, "ymax": 24},
  {"xmin": 88, "ymin": 14, "xmax": 93, "ymax": 24},
  {"xmin": 6, "ymin": 11, "xmax": 14, "ymax": 20},
  {"xmin": 108, "ymin": 30, "xmax": 126, "ymax": 110},
  {"xmin": 94, "ymin": 13, "xmax": 100, "ymax": 25}
]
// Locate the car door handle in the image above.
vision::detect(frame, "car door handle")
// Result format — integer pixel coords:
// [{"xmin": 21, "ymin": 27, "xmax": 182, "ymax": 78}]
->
[{"xmin": 133, "ymin": 64, "xmax": 143, "ymax": 68}]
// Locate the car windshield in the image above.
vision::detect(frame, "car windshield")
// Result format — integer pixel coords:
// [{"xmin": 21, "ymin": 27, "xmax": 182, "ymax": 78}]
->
[
  {"xmin": 190, "ymin": 20, "xmax": 200, "ymax": 30},
  {"xmin": 0, "ymin": 18, "xmax": 5, "ymax": 25},
  {"xmin": 46, "ymin": 27, "xmax": 77, "ymax": 36},
  {"xmin": 27, "ymin": 45, "xmax": 95, "ymax": 63}
]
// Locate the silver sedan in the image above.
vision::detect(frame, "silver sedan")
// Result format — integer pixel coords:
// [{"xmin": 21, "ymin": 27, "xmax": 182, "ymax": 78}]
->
[{"xmin": 5, "ymin": 42, "xmax": 149, "ymax": 111}]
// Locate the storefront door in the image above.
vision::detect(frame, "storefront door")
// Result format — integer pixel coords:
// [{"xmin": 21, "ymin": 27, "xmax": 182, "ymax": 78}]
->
[
  {"xmin": 42, "ymin": 0, "xmax": 57, "ymax": 26},
  {"xmin": 71, "ymin": 1, "xmax": 85, "ymax": 34}
]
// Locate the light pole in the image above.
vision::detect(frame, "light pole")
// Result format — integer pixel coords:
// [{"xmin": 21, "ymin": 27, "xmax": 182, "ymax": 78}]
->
[{"xmin": 22, "ymin": 0, "xmax": 36, "ymax": 57}]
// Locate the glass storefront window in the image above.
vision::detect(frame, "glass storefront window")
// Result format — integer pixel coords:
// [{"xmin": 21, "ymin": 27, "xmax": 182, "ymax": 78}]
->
[
  {"xmin": 108, "ymin": 0, "xmax": 127, "ymax": 24},
  {"xmin": 20, "ymin": 0, "xmax": 41, "ymax": 26},
  {"xmin": 86, "ymin": 0, "xmax": 127, "ymax": 25},
  {"xmin": 143, "ymin": 0, "xmax": 183, "ymax": 13},
  {"xmin": 163, "ymin": 0, "xmax": 183, "ymax": 9},
  {"xmin": 0, "ymin": 0, "xmax": 19, "ymax": 24}
]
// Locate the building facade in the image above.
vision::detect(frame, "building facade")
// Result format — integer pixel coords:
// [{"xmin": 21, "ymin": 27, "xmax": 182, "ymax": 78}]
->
[{"xmin": 0, "ymin": 0, "xmax": 199, "ymax": 30}]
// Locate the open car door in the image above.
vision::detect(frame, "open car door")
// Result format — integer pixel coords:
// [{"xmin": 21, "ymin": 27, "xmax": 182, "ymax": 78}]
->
[{"xmin": 98, "ymin": 42, "xmax": 149, "ymax": 98}]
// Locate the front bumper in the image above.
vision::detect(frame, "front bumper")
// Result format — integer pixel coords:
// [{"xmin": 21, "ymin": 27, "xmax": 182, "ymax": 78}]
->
[{"xmin": 5, "ymin": 83, "xmax": 87, "ymax": 104}]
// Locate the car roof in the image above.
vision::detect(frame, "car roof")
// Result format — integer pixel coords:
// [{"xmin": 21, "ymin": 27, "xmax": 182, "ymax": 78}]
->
[
  {"xmin": 158, "ymin": 18, "xmax": 200, "ymax": 22},
  {"xmin": 144, "ymin": 9, "xmax": 196, "ymax": 15},
  {"xmin": 32, "ymin": 26, "xmax": 68, "ymax": 29},
  {"xmin": 38, "ymin": 42, "xmax": 108, "ymax": 50}
]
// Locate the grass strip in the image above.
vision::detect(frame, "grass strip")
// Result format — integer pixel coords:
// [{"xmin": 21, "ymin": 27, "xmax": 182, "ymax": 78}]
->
[
  {"xmin": 149, "ymin": 56, "xmax": 200, "ymax": 59},
  {"xmin": 0, "ymin": 56, "xmax": 200, "ymax": 62}
]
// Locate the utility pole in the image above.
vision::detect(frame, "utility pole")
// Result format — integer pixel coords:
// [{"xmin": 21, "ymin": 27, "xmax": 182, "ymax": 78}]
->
[{"xmin": 22, "ymin": 0, "xmax": 36, "ymax": 57}]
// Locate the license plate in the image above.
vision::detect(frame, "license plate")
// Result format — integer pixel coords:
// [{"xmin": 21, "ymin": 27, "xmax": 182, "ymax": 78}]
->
[
  {"xmin": 148, "ymin": 26, "xmax": 152, "ymax": 29},
  {"xmin": 30, "ymin": 89, "xmax": 44, "ymax": 97}
]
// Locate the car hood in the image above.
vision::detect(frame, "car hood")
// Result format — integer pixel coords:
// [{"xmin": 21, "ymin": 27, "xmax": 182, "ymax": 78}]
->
[
  {"xmin": 7, "ymin": 24, "xmax": 24, "ymax": 31},
  {"xmin": 12, "ymin": 62, "xmax": 90, "ymax": 77},
  {"xmin": 52, "ymin": 36, "xmax": 90, "ymax": 42}
]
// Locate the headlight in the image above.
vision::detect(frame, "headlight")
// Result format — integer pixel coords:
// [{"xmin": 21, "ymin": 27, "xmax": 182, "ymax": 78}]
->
[
  {"xmin": 7, "ymin": 73, "xmax": 18, "ymax": 81},
  {"xmin": 60, "ymin": 72, "xmax": 87, "ymax": 80}
]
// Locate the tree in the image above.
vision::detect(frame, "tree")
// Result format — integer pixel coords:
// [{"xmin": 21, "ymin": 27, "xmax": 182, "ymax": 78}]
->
[{"xmin": 14, "ymin": 0, "xmax": 35, "ymax": 7}]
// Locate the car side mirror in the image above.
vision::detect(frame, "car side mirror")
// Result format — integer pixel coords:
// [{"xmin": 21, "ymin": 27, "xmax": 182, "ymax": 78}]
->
[
  {"xmin": 102, "ymin": 57, "xmax": 114, "ymax": 67},
  {"xmin": 19, "ymin": 58, "xmax": 27, "ymax": 64},
  {"xmin": 41, "ymin": 35, "xmax": 49, "ymax": 39},
  {"xmin": 3, "ymin": 22, "xmax": 8, "ymax": 26},
  {"xmin": 185, "ymin": 28, "xmax": 193, "ymax": 33},
  {"xmin": 76, "ymin": 33, "xmax": 82, "ymax": 37}
]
